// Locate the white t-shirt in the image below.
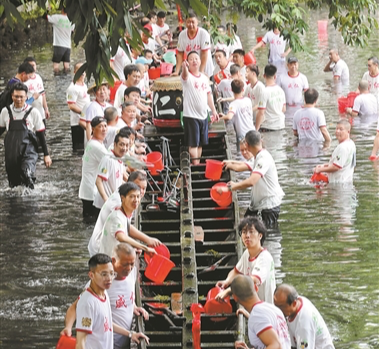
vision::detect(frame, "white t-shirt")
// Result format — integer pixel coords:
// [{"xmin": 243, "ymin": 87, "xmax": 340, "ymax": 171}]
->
[
  {"xmin": 228, "ymin": 97, "xmax": 255, "ymax": 138},
  {"xmin": 217, "ymin": 78, "xmax": 233, "ymax": 114},
  {"xmin": 79, "ymin": 139, "xmax": 109, "ymax": 201},
  {"xmin": 104, "ymin": 125, "xmax": 118, "ymax": 149},
  {"xmin": 66, "ymin": 81, "xmax": 90, "ymax": 126},
  {"xmin": 248, "ymin": 301, "xmax": 291, "ymax": 349},
  {"xmin": 110, "ymin": 268, "xmax": 137, "ymax": 348},
  {"xmin": 143, "ymin": 38, "xmax": 157, "ymax": 53},
  {"xmin": 332, "ymin": 59, "xmax": 349, "ymax": 81},
  {"xmin": 235, "ymin": 249, "xmax": 276, "ymax": 304},
  {"xmin": 277, "ymin": 72, "xmax": 309, "ymax": 106},
  {"xmin": 114, "ymin": 84, "xmax": 127, "ymax": 110},
  {"xmin": 76, "ymin": 289, "xmax": 114, "ymax": 349},
  {"xmin": 227, "ymin": 35, "xmax": 243, "ymax": 58},
  {"xmin": 213, "ymin": 61, "xmax": 233, "ymax": 78},
  {"xmin": 262, "ymin": 31, "xmax": 287, "ymax": 63},
  {"xmin": 293, "ymin": 107, "xmax": 327, "ymax": 141},
  {"xmin": 288, "ymin": 296, "xmax": 335, "ymax": 349},
  {"xmin": 88, "ymin": 191, "xmax": 122, "ymax": 256},
  {"xmin": 47, "ymin": 14, "xmax": 74, "ymax": 48},
  {"xmin": 177, "ymin": 28, "xmax": 214, "ymax": 77},
  {"xmin": 328, "ymin": 139, "xmax": 356, "ymax": 183},
  {"xmin": 99, "ymin": 207, "xmax": 131, "ymax": 257},
  {"xmin": 111, "ymin": 45, "xmax": 132, "ymax": 81},
  {"xmin": 0, "ymin": 103, "xmax": 45, "ymax": 132},
  {"xmin": 181, "ymin": 72, "xmax": 211, "ymax": 120},
  {"xmin": 249, "ymin": 149, "xmax": 285, "ymax": 211},
  {"xmin": 24, "ymin": 73, "xmax": 45, "ymax": 119},
  {"xmin": 245, "ymin": 80, "xmax": 265, "ymax": 116},
  {"xmin": 362, "ymin": 71, "xmax": 379, "ymax": 104},
  {"xmin": 93, "ymin": 153, "xmax": 125, "ymax": 209},
  {"xmin": 352, "ymin": 93, "xmax": 378, "ymax": 116},
  {"xmin": 153, "ymin": 23, "xmax": 170, "ymax": 40},
  {"xmin": 85, "ymin": 100, "xmax": 112, "ymax": 123},
  {"xmin": 258, "ymin": 85, "xmax": 286, "ymax": 130}
]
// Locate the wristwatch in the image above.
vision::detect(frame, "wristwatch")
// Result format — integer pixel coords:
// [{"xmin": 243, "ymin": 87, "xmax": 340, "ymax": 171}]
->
[{"xmin": 129, "ymin": 331, "xmax": 134, "ymax": 339}]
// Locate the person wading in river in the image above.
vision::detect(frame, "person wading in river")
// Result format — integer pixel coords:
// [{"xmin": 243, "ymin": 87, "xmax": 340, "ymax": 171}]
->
[
  {"xmin": 73, "ymin": 253, "xmax": 150, "ymax": 349},
  {"xmin": 61, "ymin": 244, "xmax": 150, "ymax": 349},
  {"xmin": 217, "ymin": 130, "xmax": 284, "ymax": 227},
  {"xmin": 0, "ymin": 83, "xmax": 52, "ymax": 189},
  {"xmin": 216, "ymin": 217, "xmax": 276, "ymax": 304}
]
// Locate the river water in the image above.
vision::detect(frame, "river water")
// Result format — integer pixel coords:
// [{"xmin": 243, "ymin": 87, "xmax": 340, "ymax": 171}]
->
[{"xmin": 0, "ymin": 10, "xmax": 378, "ymax": 349}]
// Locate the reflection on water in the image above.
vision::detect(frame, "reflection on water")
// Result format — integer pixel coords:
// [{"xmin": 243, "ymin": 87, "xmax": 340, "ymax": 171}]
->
[{"xmin": 0, "ymin": 10, "xmax": 378, "ymax": 349}]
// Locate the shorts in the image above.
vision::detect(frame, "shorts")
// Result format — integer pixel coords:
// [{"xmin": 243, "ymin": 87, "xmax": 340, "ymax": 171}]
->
[
  {"xmin": 183, "ymin": 117, "xmax": 208, "ymax": 147},
  {"xmin": 81, "ymin": 199, "xmax": 100, "ymax": 219},
  {"xmin": 71, "ymin": 125, "xmax": 84, "ymax": 150},
  {"xmin": 52, "ymin": 46, "xmax": 71, "ymax": 63},
  {"xmin": 245, "ymin": 205, "xmax": 280, "ymax": 228}
]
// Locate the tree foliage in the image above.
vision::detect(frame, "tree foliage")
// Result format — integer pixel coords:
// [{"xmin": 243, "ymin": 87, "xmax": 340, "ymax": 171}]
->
[{"xmin": 1, "ymin": 0, "xmax": 378, "ymax": 85}]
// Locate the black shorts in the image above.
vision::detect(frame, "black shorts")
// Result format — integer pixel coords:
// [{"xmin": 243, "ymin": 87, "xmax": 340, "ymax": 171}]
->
[
  {"xmin": 52, "ymin": 46, "xmax": 71, "ymax": 63},
  {"xmin": 183, "ymin": 117, "xmax": 209, "ymax": 147},
  {"xmin": 71, "ymin": 125, "xmax": 84, "ymax": 150},
  {"xmin": 245, "ymin": 205, "xmax": 280, "ymax": 228}
]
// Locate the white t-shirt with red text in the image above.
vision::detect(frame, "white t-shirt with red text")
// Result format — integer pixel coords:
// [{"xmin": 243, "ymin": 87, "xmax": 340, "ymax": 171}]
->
[
  {"xmin": 24, "ymin": 73, "xmax": 46, "ymax": 119},
  {"xmin": 66, "ymin": 81, "xmax": 90, "ymax": 126},
  {"xmin": 277, "ymin": 72, "xmax": 309, "ymax": 106}
]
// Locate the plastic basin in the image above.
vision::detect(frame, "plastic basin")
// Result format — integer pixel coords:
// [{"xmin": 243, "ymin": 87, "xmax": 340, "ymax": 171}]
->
[
  {"xmin": 205, "ymin": 159, "xmax": 224, "ymax": 180},
  {"xmin": 146, "ymin": 152, "xmax": 164, "ymax": 175},
  {"xmin": 204, "ymin": 286, "xmax": 232, "ymax": 321},
  {"xmin": 210, "ymin": 183, "xmax": 232, "ymax": 207},
  {"xmin": 161, "ymin": 62, "xmax": 174, "ymax": 76},
  {"xmin": 347, "ymin": 92, "xmax": 359, "ymax": 107},
  {"xmin": 145, "ymin": 254, "xmax": 175, "ymax": 283},
  {"xmin": 337, "ymin": 97, "xmax": 349, "ymax": 113},
  {"xmin": 56, "ymin": 335, "xmax": 76, "ymax": 349},
  {"xmin": 148, "ymin": 67, "xmax": 161, "ymax": 80}
]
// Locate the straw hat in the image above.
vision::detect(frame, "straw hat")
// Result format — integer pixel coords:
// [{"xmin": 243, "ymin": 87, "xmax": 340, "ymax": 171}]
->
[{"xmin": 88, "ymin": 79, "xmax": 109, "ymax": 94}]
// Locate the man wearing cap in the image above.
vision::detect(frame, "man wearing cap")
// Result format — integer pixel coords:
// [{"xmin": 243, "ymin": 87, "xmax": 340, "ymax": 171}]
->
[
  {"xmin": 79, "ymin": 116, "xmax": 109, "ymax": 219},
  {"xmin": 277, "ymin": 57, "xmax": 309, "ymax": 107},
  {"xmin": 83, "ymin": 82, "xmax": 112, "ymax": 141},
  {"xmin": 173, "ymin": 12, "xmax": 214, "ymax": 77},
  {"xmin": 323, "ymin": 49, "xmax": 349, "ymax": 82}
]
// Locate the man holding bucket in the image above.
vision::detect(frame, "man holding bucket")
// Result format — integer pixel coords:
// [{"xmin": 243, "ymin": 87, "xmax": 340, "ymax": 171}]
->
[{"xmin": 217, "ymin": 130, "xmax": 284, "ymax": 227}]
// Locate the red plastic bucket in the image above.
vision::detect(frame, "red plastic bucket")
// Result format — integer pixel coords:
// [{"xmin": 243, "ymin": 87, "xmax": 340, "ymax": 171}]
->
[
  {"xmin": 310, "ymin": 173, "xmax": 329, "ymax": 183},
  {"xmin": 338, "ymin": 97, "xmax": 349, "ymax": 113},
  {"xmin": 148, "ymin": 67, "xmax": 161, "ymax": 80},
  {"xmin": 347, "ymin": 92, "xmax": 359, "ymax": 107},
  {"xmin": 244, "ymin": 51, "xmax": 256, "ymax": 65},
  {"xmin": 204, "ymin": 286, "xmax": 232, "ymax": 321},
  {"xmin": 317, "ymin": 20, "xmax": 328, "ymax": 34},
  {"xmin": 146, "ymin": 152, "xmax": 164, "ymax": 175},
  {"xmin": 144, "ymin": 243, "xmax": 170, "ymax": 264},
  {"xmin": 56, "ymin": 335, "xmax": 76, "ymax": 349},
  {"xmin": 214, "ymin": 70, "xmax": 227, "ymax": 84},
  {"xmin": 145, "ymin": 254, "xmax": 175, "ymax": 283},
  {"xmin": 256, "ymin": 36, "xmax": 263, "ymax": 43},
  {"xmin": 205, "ymin": 159, "xmax": 224, "ymax": 180},
  {"xmin": 210, "ymin": 182, "xmax": 232, "ymax": 207}
]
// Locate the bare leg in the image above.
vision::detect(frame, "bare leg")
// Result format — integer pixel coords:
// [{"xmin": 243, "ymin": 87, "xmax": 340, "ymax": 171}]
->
[
  {"xmin": 53, "ymin": 62, "xmax": 60, "ymax": 74},
  {"xmin": 370, "ymin": 131, "xmax": 379, "ymax": 160},
  {"xmin": 63, "ymin": 62, "xmax": 70, "ymax": 73},
  {"xmin": 189, "ymin": 146, "xmax": 200, "ymax": 165}
]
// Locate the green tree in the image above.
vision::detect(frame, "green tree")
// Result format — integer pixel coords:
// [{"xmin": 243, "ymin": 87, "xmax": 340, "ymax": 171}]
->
[{"xmin": 1, "ymin": 0, "xmax": 377, "ymax": 85}]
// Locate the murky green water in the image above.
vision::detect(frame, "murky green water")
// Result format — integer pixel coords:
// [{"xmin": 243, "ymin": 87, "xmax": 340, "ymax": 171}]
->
[{"xmin": 0, "ymin": 9, "xmax": 378, "ymax": 349}]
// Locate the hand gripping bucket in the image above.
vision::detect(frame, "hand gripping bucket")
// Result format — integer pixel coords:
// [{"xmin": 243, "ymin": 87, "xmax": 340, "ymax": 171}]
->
[
  {"xmin": 145, "ymin": 253, "xmax": 175, "ymax": 283},
  {"xmin": 204, "ymin": 286, "xmax": 232, "ymax": 321},
  {"xmin": 205, "ymin": 159, "xmax": 224, "ymax": 180},
  {"xmin": 210, "ymin": 182, "xmax": 232, "ymax": 207},
  {"xmin": 56, "ymin": 335, "xmax": 76, "ymax": 349},
  {"xmin": 146, "ymin": 151, "xmax": 164, "ymax": 175},
  {"xmin": 347, "ymin": 92, "xmax": 359, "ymax": 107},
  {"xmin": 144, "ymin": 244, "xmax": 170, "ymax": 264}
]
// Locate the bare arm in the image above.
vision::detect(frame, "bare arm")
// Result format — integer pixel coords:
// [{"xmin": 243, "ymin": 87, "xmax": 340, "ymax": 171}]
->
[
  {"xmin": 207, "ymin": 92, "xmax": 218, "ymax": 119},
  {"xmin": 320, "ymin": 126, "xmax": 331, "ymax": 143},
  {"xmin": 113, "ymin": 323, "xmax": 150, "ymax": 345},
  {"xmin": 313, "ymin": 163, "xmax": 340, "ymax": 174},
  {"xmin": 255, "ymin": 109, "xmax": 265, "ymax": 130},
  {"xmin": 173, "ymin": 51, "xmax": 184, "ymax": 75},
  {"xmin": 129, "ymin": 225, "xmax": 161, "ymax": 247},
  {"xmin": 43, "ymin": 94, "xmax": 50, "ymax": 119},
  {"xmin": 181, "ymin": 60, "xmax": 189, "ymax": 81},
  {"xmin": 68, "ymin": 103, "xmax": 82, "ymax": 115},
  {"xmin": 116, "ymin": 233, "xmax": 156, "ymax": 254},
  {"xmin": 75, "ymin": 331, "xmax": 87, "ymax": 349},
  {"xmin": 324, "ymin": 60, "xmax": 333, "ymax": 72},
  {"xmin": 258, "ymin": 328, "xmax": 282, "ymax": 349},
  {"xmin": 293, "ymin": 129, "xmax": 299, "ymax": 137},
  {"xmin": 281, "ymin": 46, "xmax": 292, "ymax": 58},
  {"xmin": 251, "ymin": 40, "xmax": 265, "ymax": 52},
  {"xmin": 200, "ymin": 50, "xmax": 208, "ymax": 74},
  {"xmin": 95, "ymin": 176, "xmax": 108, "ymax": 203},
  {"xmin": 86, "ymin": 123, "xmax": 92, "ymax": 141},
  {"xmin": 223, "ymin": 160, "xmax": 251, "ymax": 172},
  {"xmin": 60, "ymin": 298, "xmax": 79, "ymax": 337},
  {"xmin": 219, "ymin": 112, "xmax": 234, "ymax": 121},
  {"xmin": 229, "ymin": 172, "xmax": 262, "ymax": 191}
]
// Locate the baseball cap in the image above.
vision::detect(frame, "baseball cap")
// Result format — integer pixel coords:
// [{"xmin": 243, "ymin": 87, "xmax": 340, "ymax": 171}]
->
[
  {"xmin": 143, "ymin": 24, "xmax": 153, "ymax": 33},
  {"xmin": 91, "ymin": 116, "xmax": 106, "ymax": 128},
  {"xmin": 287, "ymin": 57, "xmax": 298, "ymax": 63}
]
